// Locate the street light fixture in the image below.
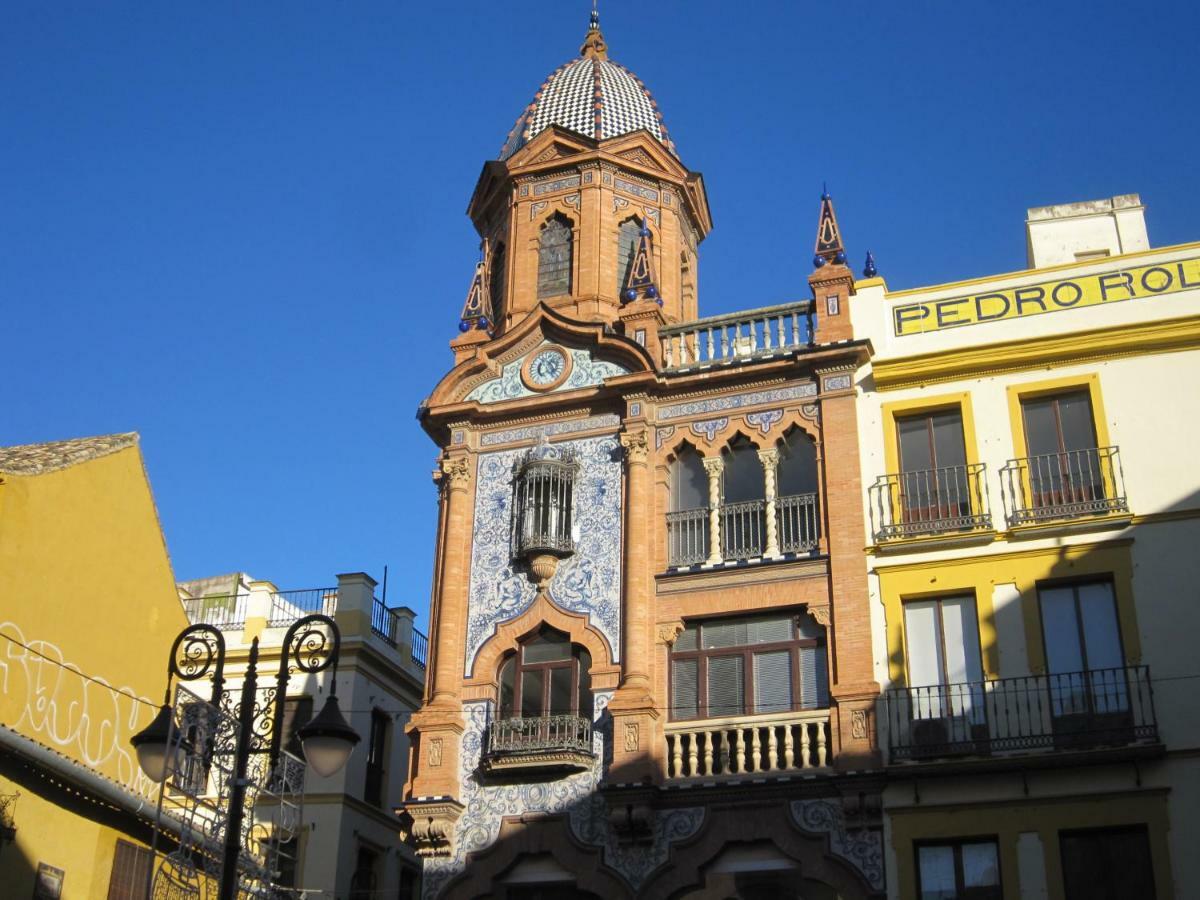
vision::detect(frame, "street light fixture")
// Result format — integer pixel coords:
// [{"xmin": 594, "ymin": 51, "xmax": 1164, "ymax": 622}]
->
[{"xmin": 131, "ymin": 614, "xmax": 359, "ymax": 899}]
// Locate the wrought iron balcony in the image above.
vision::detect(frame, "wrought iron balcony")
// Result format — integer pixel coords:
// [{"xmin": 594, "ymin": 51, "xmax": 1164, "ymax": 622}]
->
[
  {"xmin": 881, "ymin": 665, "xmax": 1158, "ymax": 763},
  {"xmin": 869, "ymin": 463, "xmax": 991, "ymax": 542},
  {"xmin": 667, "ymin": 507, "xmax": 710, "ymax": 567},
  {"xmin": 667, "ymin": 493, "xmax": 822, "ymax": 567},
  {"xmin": 268, "ymin": 587, "xmax": 338, "ymax": 627},
  {"xmin": 1000, "ymin": 446, "xmax": 1127, "ymax": 527},
  {"xmin": 665, "ymin": 709, "xmax": 831, "ymax": 779},
  {"xmin": 778, "ymin": 492, "xmax": 820, "ymax": 554},
  {"xmin": 660, "ymin": 301, "xmax": 813, "ymax": 369},
  {"xmin": 481, "ymin": 715, "xmax": 594, "ymax": 774},
  {"xmin": 721, "ymin": 499, "xmax": 766, "ymax": 560}
]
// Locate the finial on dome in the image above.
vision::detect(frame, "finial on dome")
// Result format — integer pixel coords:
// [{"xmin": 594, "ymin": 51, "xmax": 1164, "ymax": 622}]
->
[{"xmin": 581, "ymin": 0, "xmax": 608, "ymax": 59}]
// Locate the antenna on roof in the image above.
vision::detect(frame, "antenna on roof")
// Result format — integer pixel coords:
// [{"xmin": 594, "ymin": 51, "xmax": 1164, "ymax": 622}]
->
[{"xmin": 382, "ymin": 564, "xmax": 388, "ymax": 604}]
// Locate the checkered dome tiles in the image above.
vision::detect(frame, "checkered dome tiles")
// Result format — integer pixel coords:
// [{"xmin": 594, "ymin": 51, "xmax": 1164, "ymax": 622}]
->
[{"xmin": 498, "ymin": 57, "xmax": 675, "ymax": 160}]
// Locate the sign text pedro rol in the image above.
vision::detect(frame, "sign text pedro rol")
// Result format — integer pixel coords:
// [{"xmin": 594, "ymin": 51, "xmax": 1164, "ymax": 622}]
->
[{"xmin": 892, "ymin": 255, "xmax": 1200, "ymax": 337}]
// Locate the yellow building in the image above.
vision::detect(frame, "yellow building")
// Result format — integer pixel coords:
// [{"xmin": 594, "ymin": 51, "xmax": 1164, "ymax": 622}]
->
[
  {"xmin": 0, "ymin": 433, "xmax": 186, "ymax": 898},
  {"xmin": 850, "ymin": 196, "xmax": 1199, "ymax": 898}
]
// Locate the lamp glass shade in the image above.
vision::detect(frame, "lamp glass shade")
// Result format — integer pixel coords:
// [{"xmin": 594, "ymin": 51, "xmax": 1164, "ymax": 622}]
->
[
  {"xmin": 131, "ymin": 703, "xmax": 175, "ymax": 783},
  {"xmin": 297, "ymin": 694, "xmax": 360, "ymax": 778}
]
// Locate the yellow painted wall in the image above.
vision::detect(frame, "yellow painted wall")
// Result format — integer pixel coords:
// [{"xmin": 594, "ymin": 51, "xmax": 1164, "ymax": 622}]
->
[{"xmin": 0, "ymin": 442, "xmax": 185, "ymax": 895}]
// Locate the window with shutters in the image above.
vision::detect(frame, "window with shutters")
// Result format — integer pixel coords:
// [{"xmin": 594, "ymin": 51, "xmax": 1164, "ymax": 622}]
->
[
  {"xmin": 537, "ymin": 214, "xmax": 573, "ymax": 299},
  {"xmin": 107, "ymin": 840, "xmax": 153, "ymax": 900},
  {"xmin": 669, "ymin": 611, "xmax": 829, "ymax": 720}
]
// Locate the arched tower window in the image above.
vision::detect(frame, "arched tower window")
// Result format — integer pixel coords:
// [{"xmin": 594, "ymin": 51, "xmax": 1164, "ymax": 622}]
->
[
  {"xmin": 777, "ymin": 427, "xmax": 820, "ymax": 554},
  {"xmin": 667, "ymin": 444, "xmax": 710, "ymax": 567},
  {"xmin": 617, "ymin": 216, "xmax": 642, "ymax": 295},
  {"xmin": 489, "ymin": 241, "xmax": 506, "ymax": 320},
  {"xmin": 498, "ymin": 626, "xmax": 593, "ymax": 720},
  {"xmin": 721, "ymin": 436, "xmax": 766, "ymax": 561},
  {"xmin": 537, "ymin": 214, "xmax": 573, "ymax": 299}
]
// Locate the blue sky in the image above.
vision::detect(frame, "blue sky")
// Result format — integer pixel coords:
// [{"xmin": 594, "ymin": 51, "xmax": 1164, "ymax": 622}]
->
[{"xmin": 3, "ymin": 1, "xmax": 1197, "ymax": 623}]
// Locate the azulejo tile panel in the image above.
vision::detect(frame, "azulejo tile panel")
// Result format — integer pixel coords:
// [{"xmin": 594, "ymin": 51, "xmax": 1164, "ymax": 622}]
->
[
  {"xmin": 464, "ymin": 434, "xmax": 622, "ymax": 674},
  {"xmin": 790, "ymin": 799, "xmax": 885, "ymax": 892},
  {"xmin": 465, "ymin": 343, "xmax": 629, "ymax": 405},
  {"xmin": 657, "ymin": 383, "xmax": 817, "ymax": 421},
  {"xmin": 421, "ymin": 699, "xmax": 702, "ymax": 899},
  {"xmin": 480, "ymin": 413, "xmax": 622, "ymax": 447}
]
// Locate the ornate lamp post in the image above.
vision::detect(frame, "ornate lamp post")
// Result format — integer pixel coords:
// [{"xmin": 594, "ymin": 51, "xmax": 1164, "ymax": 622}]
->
[{"xmin": 131, "ymin": 614, "xmax": 359, "ymax": 900}]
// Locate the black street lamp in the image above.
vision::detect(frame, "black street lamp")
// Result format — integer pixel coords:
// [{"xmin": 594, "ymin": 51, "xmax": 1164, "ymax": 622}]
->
[{"xmin": 131, "ymin": 614, "xmax": 360, "ymax": 899}]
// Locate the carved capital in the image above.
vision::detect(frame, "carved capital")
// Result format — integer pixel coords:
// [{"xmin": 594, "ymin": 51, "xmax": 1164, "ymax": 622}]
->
[
  {"xmin": 657, "ymin": 621, "xmax": 685, "ymax": 646},
  {"xmin": 397, "ymin": 798, "xmax": 464, "ymax": 858},
  {"xmin": 757, "ymin": 448, "xmax": 780, "ymax": 468},
  {"xmin": 441, "ymin": 456, "xmax": 472, "ymax": 491},
  {"xmin": 701, "ymin": 456, "xmax": 724, "ymax": 477},
  {"xmin": 619, "ymin": 429, "xmax": 650, "ymax": 465}
]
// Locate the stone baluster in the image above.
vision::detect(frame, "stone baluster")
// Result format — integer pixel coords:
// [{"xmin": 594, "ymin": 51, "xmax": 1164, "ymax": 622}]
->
[
  {"xmin": 817, "ymin": 722, "xmax": 828, "ymax": 767},
  {"xmin": 664, "ymin": 337, "xmax": 674, "ymax": 368},
  {"xmin": 791, "ymin": 311, "xmax": 801, "ymax": 345},
  {"xmin": 762, "ymin": 317, "xmax": 772, "ymax": 349},
  {"xmin": 767, "ymin": 724, "xmax": 779, "ymax": 770},
  {"xmin": 749, "ymin": 727, "xmax": 761, "ymax": 773},
  {"xmin": 702, "ymin": 456, "xmax": 724, "ymax": 565},
  {"xmin": 702, "ymin": 731, "xmax": 714, "ymax": 776},
  {"xmin": 705, "ymin": 327, "xmax": 714, "ymax": 361},
  {"xmin": 800, "ymin": 722, "xmax": 812, "ymax": 768},
  {"xmin": 720, "ymin": 730, "xmax": 731, "ymax": 774},
  {"xmin": 759, "ymin": 448, "xmax": 780, "ymax": 558},
  {"xmin": 735, "ymin": 727, "xmax": 746, "ymax": 773},
  {"xmin": 719, "ymin": 325, "xmax": 729, "ymax": 359},
  {"xmin": 777, "ymin": 313, "xmax": 787, "ymax": 347},
  {"xmin": 671, "ymin": 733, "xmax": 682, "ymax": 777},
  {"xmin": 784, "ymin": 724, "xmax": 795, "ymax": 769},
  {"xmin": 687, "ymin": 733, "xmax": 699, "ymax": 776}
]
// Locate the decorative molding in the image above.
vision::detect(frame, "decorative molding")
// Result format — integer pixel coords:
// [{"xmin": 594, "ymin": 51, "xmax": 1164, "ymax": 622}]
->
[
  {"xmin": 790, "ymin": 800, "xmax": 884, "ymax": 892},
  {"xmin": 465, "ymin": 435, "xmax": 622, "ymax": 672},
  {"xmin": 401, "ymin": 798, "xmax": 464, "ymax": 860},
  {"xmin": 808, "ymin": 605, "xmax": 831, "ymax": 628},
  {"xmin": 623, "ymin": 722, "xmax": 640, "ymax": 752},
  {"xmin": 642, "ymin": 206, "xmax": 660, "ymax": 226},
  {"xmin": 619, "ymin": 430, "xmax": 650, "ymax": 465},
  {"xmin": 658, "ymin": 384, "xmax": 817, "ymax": 421},
  {"xmin": 563, "ymin": 192, "xmax": 581, "ymax": 210},
  {"xmin": 612, "ymin": 195, "xmax": 630, "ymax": 214},
  {"xmin": 442, "ymin": 457, "xmax": 471, "ymax": 490},
  {"xmin": 530, "ymin": 200, "xmax": 548, "ymax": 220},
  {"xmin": 801, "ymin": 404, "xmax": 820, "ymax": 422},
  {"xmin": 532, "ymin": 174, "xmax": 581, "ymax": 196},
  {"xmin": 745, "ymin": 408, "xmax": 784, "ymax": 435},
  {"xmin": 614, "ymin": 176, "xmax": 659, "ymax": 202},
  {"xmin": 689, "ymin": 417, "xmax": 728, "ymax": 442},
  {"xmin": 822, "ymin": 373, "xmax": 853, "ymax": 392},
  {"xmin": 481, "ymin": 414, "xmax": 621, "ymax": 447},
  {"xmin": 851, "ymin": 710, "xmax": 868, "ymax": 740},
  {"xmin": 655, "ymin": 425, "xmax": 676, "ymax": 451},
  {"xmin": 428, "ymin": 737, "xmax": 444, "ymax": 767},
  {"xmin": 465, "ymin": 343, "xmax": 629, "ymax": 405},
  {"xmin": 656, "ymin": 621, "xmax": 685, "ymax": 646}
]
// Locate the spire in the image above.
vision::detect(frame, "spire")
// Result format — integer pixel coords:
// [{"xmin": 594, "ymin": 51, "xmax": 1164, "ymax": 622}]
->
[
  {"xmin": 811, "ymin": 188, "xmax": 848, "ymax": 270},
  {"xmin": 580, "ymin": 1, "xmax": 608, "ymax": 59},
  {"xmin": 622, "ymin": 222, "xmax": 662, "ymax": 306},
  {"xmin": 863, "ymin": 250, "xmax": 878, "ymax": 279},
  {"xmin": 458, "ymin": 260, "xmax": 493, "ymax": 334}
]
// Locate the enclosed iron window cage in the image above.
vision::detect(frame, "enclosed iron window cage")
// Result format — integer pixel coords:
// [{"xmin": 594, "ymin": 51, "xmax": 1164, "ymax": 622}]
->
[{"xmin": 511, "ymin": 438, "xmax": 578, "ymax": 562}]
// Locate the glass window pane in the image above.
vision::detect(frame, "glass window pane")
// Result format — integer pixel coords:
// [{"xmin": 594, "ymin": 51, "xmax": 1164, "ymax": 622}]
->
[
  {"xmin": 703, "ymin": 619, "xmax": 749, "ymax": 650},
  {"xmin": 778, "ymin": 430, "xmax": 818, "ymax": 496},
  {"xmin": 1022, "ymin": 397, "xmax": 1061, "ymax": 457},
  {"xmin": 962, "ymin": 842, "xmax": 1000, "ymax": 887},
  {"xmin": 617, "ymin": 218, "xmax": 641, "ymax": 293},
  {"xmin": 520, "ymin": 668, "xmax": 544, "ymax": 718},
  {"xmin": 1041, "ymin": 587, "xmax": 1084, "ymax": 674},
  {"xmin": 931, "ymin": 411, "xmax": 967, "ymax": 468},
  {"xmin": 499, "ymin": 657, "xmax": 516, "ymax": 718},
  {"xmin": 799, "ymin": 645, "xmax": 829, "ymax": 709},
  {"xmin": 1078, "ymin": 582, "xmax": 1122, "ymax": 670},
  {"xmin": 1057, "ymin": 391, "xmax": 1097, "ymax": 451},
  {"xmin": 898, "ymin": 416, "xmax": 934, "ymax": 472},
  {"xmin": 672, "ymin": 658, "xmax": 698, "ymax": 718},
  {"xmin": 904, "ymin": 601, "xmax": 945, "ymax": 688},
  {"xmin": 917, "ymin": 845, "xmax": 957, "ymax": 900},
  {"xmin": 707, "ymin": 655, "xmax": 745, "ymax": 717},
  {"xmin": 723, "ymin": 441, "xmax": 764, "ymax": 502},
  {"xmin": 753, "ymin": 650, "xmax": 793, "ymax": 714},
  {"xmin": 671, "ymin": 450, "xmax": 708, "ymax": 512},
  {"xmin": 523, "ymin": 631, "xmax": 570, "ymax": 663},
  {"xmin": 940, "ymin": 596, "xmax": 984, "ymax": 684},
  {"xmin": 747, "ymin": 616, "xmax": 793, "ymax": 645},
  {"xmin": 577, "ymin": 649, "xmax": 592, "ymax": 720},
  {"xmin": 548, "ymin": 666, "xmax": 572, "ymax": 715},
  {"xmin": 675, "ymin": 624, "xmax": 699, "ymax": 651}
]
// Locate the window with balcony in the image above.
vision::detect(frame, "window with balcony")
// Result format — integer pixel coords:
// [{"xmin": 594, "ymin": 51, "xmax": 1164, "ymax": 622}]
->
[
  {"xmin": 901, "ymin": 596, "xmax": 986, "ymax": 756},
  {"xmin": 720, "ymin": 436, "xmax": 767, "ymax": 560},
  {"xmin": 777, "ymin": 427, "xmax": 820, "ymax": 554},
  {"xmin": 1002, "ymin": 389, "xmax": 1127, "ymax": 524},
  {"xmin": 1060, "ymin": 825, "xmax": 1155, "ymax": 900},
  {"xmin": 537, "ymin": 214, "xmax": 573, "ymax": 299},
  {"xmin": 915, "ymin": 838, "xmax": 1001, "ymax": 900},
  {"xmin": 364, "ymin": 708, "xmax": 388, "ymax": 806},
  {"xmin": 486, "ymin": 626, "xmax": 594, "ymax": 773},
  {"xmin": 667, "ymin": 444, "xmax": 709, "ymax": 567}
]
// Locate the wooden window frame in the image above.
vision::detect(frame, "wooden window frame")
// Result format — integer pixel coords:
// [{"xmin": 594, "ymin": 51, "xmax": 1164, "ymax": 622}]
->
[
  {"xmin": 913, "ymin": 836, "xmax": 1002, "ymax": 900},
  {"xmin": 1036, "ymin": 576, "xmax": 1126, "ymax": 675},
  {"xmin": 499, "ymin": 630, "xmax": 591, "ymax": 719}
]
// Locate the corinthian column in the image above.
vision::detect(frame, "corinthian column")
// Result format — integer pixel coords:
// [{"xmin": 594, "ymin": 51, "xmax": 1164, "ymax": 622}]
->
[
  {"xmin": 759, "ymin": 448, "xmax": 780, "ymax": 557},
  {"xmin": 429, "ymin": 454, "xmax": 472, "ymax": 707},
  {"xmin": 702, "ymin": 456, "xmax": 724, "ymax": 565}
]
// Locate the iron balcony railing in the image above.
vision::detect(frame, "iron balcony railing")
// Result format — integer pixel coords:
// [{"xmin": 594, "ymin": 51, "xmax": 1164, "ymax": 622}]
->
[
  {"xmin": 268, "ymin": 587, "xmax": 338, "ymax": 627},
  {"xmin": 870, "ymin": 462, "xmax": 991, "ymax": 542},
  {"xmin": 778, "ymin": 492, "xmax": 820, "ymax": 554},
  {"xmin": 667, "ymin": 493, "xmax": 822, "ymax": 567},
  {"xmin": 1000, "ymin": 446, "xmax": 1127, "ymax": 526},
  {"xmin": 411, "ymin": 628, "xmax": 428, "ymax": 669},
  {"xmin": 182, "ymin": 594, "xmax": 248, "ymax": 631},
  {"xmin": 370, "ymin": 598, "xmax": 401, "ymax": 647},
  {"xmin": 881, "ymin": 665, "xmax": 1157, "ymax": 762},
  {"xmin": 660, "ymin": 301, "xmax": 813, "ymax": 369},
  {"xmin": 484, "ymin": 715, "xmax": 594, "ymax": 758}
]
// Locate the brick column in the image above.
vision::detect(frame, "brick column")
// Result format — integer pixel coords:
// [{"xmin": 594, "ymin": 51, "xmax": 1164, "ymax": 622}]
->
[
  {"xmin": 702, "ymin": 456, "xmax": 724, "ymax": 564},
  {"xmin": 758, "ymin": 448, "xmax": 780, "ymax": 558}
]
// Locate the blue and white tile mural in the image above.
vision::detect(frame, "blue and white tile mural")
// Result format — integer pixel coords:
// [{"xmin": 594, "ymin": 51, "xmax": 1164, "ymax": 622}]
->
[
  {"xmin": 464, "ymin": 434, "xmax": 623, "ymax": 675},
  {"xmin": 464, "ymin": 343, "xmax": 629, "ymax": 405},
  {"xmin": 421, "ymin": 698, "xmax": 704, "ymax": 899}
]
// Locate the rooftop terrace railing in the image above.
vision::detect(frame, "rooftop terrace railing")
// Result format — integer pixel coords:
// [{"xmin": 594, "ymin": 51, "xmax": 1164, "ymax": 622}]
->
[
  {"xmin": 268, "ymin": 587, "xmax": 338, "ymax": 627},
  {"xmin": 660, "ymin": 301, "xmax": 813, "ymax": 369},
  {"xmin": 411, "ymin": 628, "xmax": 428, "ymax": 669},
  {"xmin": 182, "ymin": 594, "xmax": 248, "ymax": 631}
]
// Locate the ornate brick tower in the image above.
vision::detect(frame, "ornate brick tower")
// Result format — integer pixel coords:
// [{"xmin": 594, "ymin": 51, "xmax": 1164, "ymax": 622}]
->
[{"xmin": 401, "ymin": 14, "xmax": 883, "ymax": 898}]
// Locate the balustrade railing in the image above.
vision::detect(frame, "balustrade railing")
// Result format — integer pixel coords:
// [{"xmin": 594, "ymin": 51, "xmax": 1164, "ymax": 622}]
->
[
  {"xmin": 411, "ymin": 628, "xmax": 428, "ymax": 669},
  {"xmin": 268, "ymin": 587, "xmax": 338, "ymax": 627},
  {"xmin": 370, "ymin": 598, "xmax": 400, "ymax": 647},
  {"xmin": 869, "ymin": 463, "xmax": 991, "ymax": 542},
  {"xmin": 182, "ymin": 594, "xmax": 248, "ymax": 631},
  {"xmin": 667, "ymin": 507, "xmax": 710, "ymax": 567},
  {"xmin": 1000, "ymin": 446, "xmax": 1127, "ymax": 526},
  {"xmin": 661, "ymin": 301, "xmax": 813, "ymax": 369},
  {"xmin": 881, "ymin": 665, "xmax": 1157, "ymax": 762},
  {"xmin": 777, "ymin": 492, "xmax": 820, "ymax": 553},
  {"xmin": 484, "ymin": 715, "xmax": 594, "ymax": 757},
  {"xmin": 665, "ymin": 709, "xmax": 831, "ymax": 779},
  {"xmin": 721, "ymin": 499, "xmax": 765, "ymax": 560}
]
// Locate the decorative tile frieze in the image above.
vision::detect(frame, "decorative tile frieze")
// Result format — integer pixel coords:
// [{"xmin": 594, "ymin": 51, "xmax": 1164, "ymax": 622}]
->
[
  {"xmin": 790, "ymin": 800, "xmax": 884, "ymax": 892},
  {"xmin": 655, "ymin": 425, "xmax": 676, "ymax": 450},
  {"xmin": 465, "ymin": 344, "xmax": 628, "ymax": 405},
  {"xmin": 533, "ymin": 174, "xmax": 582, "ymax": 196},
  {"xmin": 643, "ymin": 206, "xmax": 660, "ymax": 226},
  {"xmin": 613, "ymin": 195, "xmax": 630, "ymax": 213},
  {"xmin": 658, "ymin": 384, "xmax": 817, "ymax": 421},
  {"xmin": 480, "ymin": 414, "xmax": 621, "ymax": 447},
  {"xmin": 689, "ymin": 417, "xmax": 728, "ymax": 442},
  {"xmin": 564, "ymin": 192, "xmax": 581, "ymax": 209},
  {"xmin": 822, "ymin": 373, "xmax": 853, "ymax": 391},
  {"xmin": 745, "ymin": 408, "xmax": 783, "ymax": 435},
  {"xmin": 614, "ymin": 176, "xmax": 659, "ymax": 202},
  {"xmin": 464, "ymin": 435, "xmax": 622, "ymax": 672},
  {"xmin": 530, "ymin": 200, "xmax": 548, "ymax": 220}
]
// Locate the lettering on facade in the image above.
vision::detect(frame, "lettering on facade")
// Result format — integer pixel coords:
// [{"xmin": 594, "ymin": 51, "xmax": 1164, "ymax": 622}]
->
[{"xmin": 892, "ymin": 255, "xmax": 1200, "ymax": 336}]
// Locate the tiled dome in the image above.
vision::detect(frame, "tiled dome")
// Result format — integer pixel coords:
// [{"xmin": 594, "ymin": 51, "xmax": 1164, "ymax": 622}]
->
[{"xmin": 499, "ymin": 18, "xmax": 676, "ymax": 161}]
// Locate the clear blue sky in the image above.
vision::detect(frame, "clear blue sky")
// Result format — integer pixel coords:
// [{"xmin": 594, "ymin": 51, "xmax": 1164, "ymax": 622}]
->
[{"xmin": 3, "ymin": 1, "xmax": 1197, "ymax": 623}]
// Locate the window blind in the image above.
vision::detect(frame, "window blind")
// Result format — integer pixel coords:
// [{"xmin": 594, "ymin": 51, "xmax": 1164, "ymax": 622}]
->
[
  {"xmin": 671, "ymin": 658, "xmax": 698, "ymax": 718},
  {"xmin": 799, "ymin": 645, "xmax": 829, "ymax": 709},
  {"xmin": 753, "ymin": 650, "xmax": 792, "ymax": 714},
  {"xmin": 707, "ymin": 655, "xmax": 745, "ymax": 717}
]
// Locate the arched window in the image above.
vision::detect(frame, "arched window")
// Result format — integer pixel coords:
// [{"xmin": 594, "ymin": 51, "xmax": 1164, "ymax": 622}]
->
[
  {"xmin": 498, "ymin": 626, "xmax": 593, "ymax": 720},
  {"xmin": 489, "ymin": 241, "xmax": 506, "ymax": 320},
  {"xmin": 777, "ymin": 428, "xmax": 820, "ymax": 554},
  {"xmin": 667, "ymin": 444, "xmax": 709, "ymax": 567},
  {"xmin": 617, "ymin": 217, "xmax": 642, "ymax": 295},
  {"xmin": 537, "ymin": 214, "xmax": 573, "ymax": 299},
  {"xmin": 721, "ymin": 436, "xmax": 766, "ymax": 560},
  {"xmin": 680, "ymin": 250, "xmax": 695, "ymax": 314}
]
